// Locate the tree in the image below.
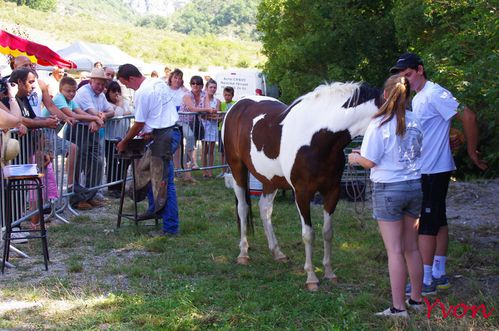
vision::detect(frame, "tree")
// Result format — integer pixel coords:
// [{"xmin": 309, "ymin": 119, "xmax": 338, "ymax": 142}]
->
[
  {"xmin": 257, "ymin": 0, "xmax": 398, "ymax": 103},
  {"xmin": 170, "ymin": 0, "xmax": 260, "ymax": 40},
  {"xmin": 258, "ymin": 0, "xmax": 497, "ymax": 177},
  {"xmin": 392, "ymin": 0, "xmax": 498, "ymax": 176}
]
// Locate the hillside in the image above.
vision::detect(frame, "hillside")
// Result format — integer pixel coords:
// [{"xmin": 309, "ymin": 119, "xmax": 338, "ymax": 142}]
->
[
  {"xmin": 57, "ymin": 0, "xmax": 191, "ymax": 21},
  {"xmin": 56, "ymin": 0, "xmax": 260, "ymax": 41},
  {"xmin": 0, "ymin": 1, "xmax": 264, "ymax": 70},
  {"xmin": 124, "ymin": 0, "xmax": 190, "ymax": 16}
]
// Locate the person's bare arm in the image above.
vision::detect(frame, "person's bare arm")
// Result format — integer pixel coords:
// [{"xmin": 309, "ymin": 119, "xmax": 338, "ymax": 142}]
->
[
  {"xmin": 0, "ymin": 82, "xmax": 22, "ymax": 129},
  {"xmin": 116, "ymin": 122, "xmax": 145, "ymax": 153},
  {"xmin": 5, "ymin": 82, "xmax": 22, "ymax": 118},
  {"xmin": 0, "ymin": 101, "xmax": 21, "ymax": 128},
  {"xmin": 66, "ymin": 107, "xmax": 104, "ymax": 125},
  {"xmin": 102, "ymin": 107, "xmax": 115, "ymax": 120},
  {"xmin": 183, "ymin": 94, "xmax": 213, "ymax": 113},
  {"xmin": 455, "ymin": 106, "xmax": 487, "ymax": 170},
  {"xmin": 347, "ymin": 151, "xmax": 376, "ymax": 169},
  {"xmin": 21, "ymin": 115, "xmax": 59, "ymax": 129}
]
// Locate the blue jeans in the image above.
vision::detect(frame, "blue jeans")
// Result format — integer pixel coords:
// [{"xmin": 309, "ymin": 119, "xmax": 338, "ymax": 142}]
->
[{"xmin": 146, "ymin": 129, "xmax": 180, "ymax": 234}]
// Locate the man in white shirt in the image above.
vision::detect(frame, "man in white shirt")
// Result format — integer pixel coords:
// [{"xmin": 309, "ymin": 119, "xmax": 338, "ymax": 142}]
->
[
  {"xmin": 46, "ymin": 66, "xmax": 65, "ymax": 97},
  {"xmin": 390, "ymin": 53, "xmax": 487, "ymax": 293},
  {"xmin": 71, "ymin": 68, "xmax": 115, "ymax": 209},
  {"xmin": 116, "ymin": 64, "xmax": 180, "ymax": 236}
]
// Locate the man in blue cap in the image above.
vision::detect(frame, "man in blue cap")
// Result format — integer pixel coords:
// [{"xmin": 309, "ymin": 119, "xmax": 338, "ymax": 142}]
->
[{"xmin": 390, "ymin": 53, "xmax": 487, "ymax": 296}]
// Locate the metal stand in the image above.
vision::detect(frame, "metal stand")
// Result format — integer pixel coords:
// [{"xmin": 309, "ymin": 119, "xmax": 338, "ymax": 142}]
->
[
  {"xmin": 116, "ymin": 155, "xmax": 159, "ymax": 228},
  {"xmin": 2, "ymin": 173, "xmax": 49, "ymax": 273}
]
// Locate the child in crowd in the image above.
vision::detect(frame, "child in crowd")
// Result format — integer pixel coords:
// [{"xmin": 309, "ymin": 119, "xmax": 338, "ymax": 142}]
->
[
  {"xmin": 201, "ymin": 79, "xmax": 220, "ymax": 178},
  {"xmin": 218, "ymin": 86, "xmax": 235, "ymax": 177},
  {"xmin": 53, "ymin": 77, "xmax": 104, "ymax": 209}
]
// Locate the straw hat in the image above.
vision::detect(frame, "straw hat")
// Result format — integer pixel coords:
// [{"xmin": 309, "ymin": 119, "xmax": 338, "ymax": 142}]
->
[
  {"xmin": 88, "ymin": 68, "xmax": 108, "ymax": 80},
  {"xmin": 1, "ymin": 131, "xmax": 20, "ymax": 166}
]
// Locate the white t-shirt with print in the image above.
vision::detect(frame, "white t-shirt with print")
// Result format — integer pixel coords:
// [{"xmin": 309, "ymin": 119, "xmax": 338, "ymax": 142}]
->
[
  {"xmin": 361, "ymin": 111, "xmax": 423, "ymax": 183},
  {"xmin": 167, "ymin": 86, "xmax": 187, "ymax": 109},
  {"xmin": 412, "ymin": 81, "xmax": 458, "ymax": 174},
  {"xmin": 134, "ymin": 78, "xmax": 179, "ymax": 133}
]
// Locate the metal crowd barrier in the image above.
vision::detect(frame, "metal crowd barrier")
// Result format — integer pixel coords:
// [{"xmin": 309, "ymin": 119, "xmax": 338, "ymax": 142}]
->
[
  {"xmin": 0, "ymin": 112, "xmax": 232, "ymax": 233},
  {"xmin": 176, "ymin": 111, "xmax": 228, "ymax": 176},
  {"xmin": 1, "ymin": 128, "xmax": 53, "ymax": 227},
  {"xmin": 1, "ymin": 127, "xmax": 56, "ymax": 265}
]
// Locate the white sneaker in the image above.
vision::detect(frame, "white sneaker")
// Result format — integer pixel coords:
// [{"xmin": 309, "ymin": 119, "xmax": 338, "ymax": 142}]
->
[
  {"xmin": 375, "ymin": 307, "xmax": 409, "ymax": 318},
  {"xmin": 406, "ymin": 298, "xmax": 425, "ymax": 312},
  {"xmin": 10, "ymin": 228, "xmax": 28, "ymax": 244}
]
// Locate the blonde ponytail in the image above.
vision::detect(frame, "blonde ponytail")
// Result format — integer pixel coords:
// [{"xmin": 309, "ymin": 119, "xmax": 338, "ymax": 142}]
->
[{"xmin": 373, "ymin": 75, "xmax": 411, "ymax": 136}]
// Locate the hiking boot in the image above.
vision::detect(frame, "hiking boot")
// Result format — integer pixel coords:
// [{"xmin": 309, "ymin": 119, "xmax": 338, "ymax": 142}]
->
[
  {"xmin": 405, "ymin": 281, "xmax": 437, "ymax": 296},
  {"xmin": 74, "ymin": 201, "xmax": 93, "ymax": 210},
  {"xmin": 88, "ymin": 199, "xmax": 106, "ymax": 207},
  {"xmin": 374, "ymin": 307, "xmax": 409, "ymax": 318},
  {"xmin": 406, "ymin": 298, "xmax": 425, "ymax": 312},
  {"xmin": 433, "ymin": 275, "xmax": 451, "ymax": 290}
]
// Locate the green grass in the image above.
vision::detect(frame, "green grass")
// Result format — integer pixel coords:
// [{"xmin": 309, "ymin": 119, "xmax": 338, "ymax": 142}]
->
[{"xmin": 0, "ymin": 173, "xmax": 497, "ymax": 330}]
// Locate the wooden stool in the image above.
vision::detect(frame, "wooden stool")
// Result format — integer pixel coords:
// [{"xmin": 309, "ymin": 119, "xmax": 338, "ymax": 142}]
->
[{"xmin": 2, "ymin": 166, "xmax": 49, "ymax": 273}]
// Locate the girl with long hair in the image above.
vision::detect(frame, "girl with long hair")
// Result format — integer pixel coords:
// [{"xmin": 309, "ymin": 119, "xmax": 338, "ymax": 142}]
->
[{"xmin": 348, "ymin": 74, "xmax": 424, "ymax": 318}]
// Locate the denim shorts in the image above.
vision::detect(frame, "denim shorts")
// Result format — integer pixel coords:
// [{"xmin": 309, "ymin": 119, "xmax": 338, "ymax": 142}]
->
[{"xmin": 372, "ymin": 179, "xmax": 422, "ymax": 221}]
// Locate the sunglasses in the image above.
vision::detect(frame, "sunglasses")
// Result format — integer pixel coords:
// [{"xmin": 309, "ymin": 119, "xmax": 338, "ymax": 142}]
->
[{"xmin": 190, "ymin": 82, "xmax": 203, "ymax": 86}]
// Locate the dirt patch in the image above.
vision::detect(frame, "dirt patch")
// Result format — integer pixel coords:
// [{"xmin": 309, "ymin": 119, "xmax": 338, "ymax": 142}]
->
[{"xmin": 446, "ymin": 178, "xmax": 499, "ymax": 249}]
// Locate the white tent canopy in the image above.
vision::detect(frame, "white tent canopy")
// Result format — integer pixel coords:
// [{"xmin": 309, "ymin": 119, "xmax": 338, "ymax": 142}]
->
[{"xmin": 57, "ymin": 41, "xmax": 145, "ymax": 72}]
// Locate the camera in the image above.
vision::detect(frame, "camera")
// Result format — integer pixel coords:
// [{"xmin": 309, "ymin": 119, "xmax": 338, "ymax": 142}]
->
[{"xmin": 0, "ymin": 76, "xmax": 9, "ymax": 94}]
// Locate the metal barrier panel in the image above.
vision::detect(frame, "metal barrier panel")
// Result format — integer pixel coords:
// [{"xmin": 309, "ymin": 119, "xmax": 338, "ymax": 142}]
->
[
  {"xmin": 0, "ymin": 111, "xmax": 231, "ymax": 232},
  {"xmin": 176, "ymin": 111, "xmax": 227, "ymax": 175},
  {"xmin": 1, "ymin": 128, "xmax": 54, "ymax": 228}
]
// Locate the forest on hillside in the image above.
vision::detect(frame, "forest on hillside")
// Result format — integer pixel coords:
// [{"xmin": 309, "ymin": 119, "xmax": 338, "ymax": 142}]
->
[
  {"xmin": 5, "ymin": 0, "xmax": 260, "ymax": 41},
  {"xmin": 0, "ymin": 1, "xmax": 264, "ymax": 69}
]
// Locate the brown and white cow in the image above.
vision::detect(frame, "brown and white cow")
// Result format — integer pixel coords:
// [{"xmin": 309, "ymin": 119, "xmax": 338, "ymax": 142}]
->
[{"xmin": 222, "ymin": 82, "xmax": 383, "ymax": 290}]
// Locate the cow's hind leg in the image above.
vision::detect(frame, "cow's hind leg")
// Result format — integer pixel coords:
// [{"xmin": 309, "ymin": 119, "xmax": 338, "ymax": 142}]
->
[
  {"xmin": 322, "ymin": 184, "xmax": 341, "ymax": 283},
  {"xmin": 259, "ymin": 190, "xmax": 287, "ymax": 262},
  {"xmin": 232, "ymin": 168, "xmax": 251, "ymax": 265}
]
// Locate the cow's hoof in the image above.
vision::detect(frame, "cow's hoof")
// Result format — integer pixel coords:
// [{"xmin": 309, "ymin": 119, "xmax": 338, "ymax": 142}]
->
[
  {"xmin": 325, "ymin": 275, "xmax": 338, "ymax": 284},
  {"xmin": 306, "ymin": 283, "xmax": 319, "ymax": 292},
  {"xmin": 236, "ymin": 256, "xmax": 249, "ymax": 265},
  {"xmin": 274, "ymin": 255, "xmax": 288, "ymax": 263}
]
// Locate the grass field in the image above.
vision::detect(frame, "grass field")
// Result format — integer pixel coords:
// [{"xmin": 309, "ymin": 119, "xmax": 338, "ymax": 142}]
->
[{"xmin": 0, "ymin": 173, "xmax": 497, "ymax": 330}]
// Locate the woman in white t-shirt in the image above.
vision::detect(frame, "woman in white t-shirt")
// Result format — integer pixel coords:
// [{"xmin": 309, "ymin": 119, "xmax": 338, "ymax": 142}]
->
[
  {"xmin": 166, "ymin": 69, "xmax": 189, "ymax": 176},
  {"xmin": 348, "ymin": 75, "xmax": 424, "ymax": 318}
]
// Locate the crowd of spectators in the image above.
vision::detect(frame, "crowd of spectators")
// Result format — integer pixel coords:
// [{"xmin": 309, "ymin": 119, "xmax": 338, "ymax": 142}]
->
[{"xmin": 0, "ymin": 57, "xmax": 234, "ymax": 217}]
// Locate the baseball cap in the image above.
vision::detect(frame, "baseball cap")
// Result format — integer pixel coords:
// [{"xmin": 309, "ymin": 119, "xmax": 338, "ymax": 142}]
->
[{"xmin": 389, "ymin": 53, "xmax": 423, "ymax": 73}]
